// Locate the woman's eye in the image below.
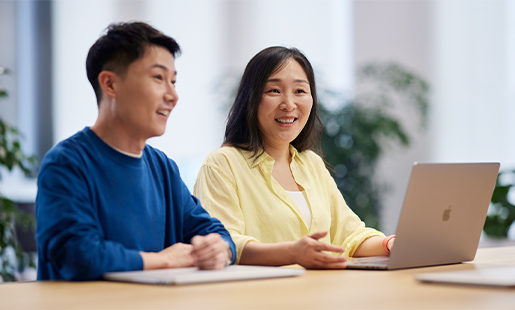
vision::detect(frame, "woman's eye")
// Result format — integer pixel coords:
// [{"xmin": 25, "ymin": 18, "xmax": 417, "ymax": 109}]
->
[
  {"xmin": 268, "ymin": 89, "xmax": 280, "ymax": 93},
  {"xmin": 154, "ymin": 75, "xmax": 163, "ymax": 80},
  {"xmin": 296, "ymin": 89, "xmax": 307, "ymax": 94}
]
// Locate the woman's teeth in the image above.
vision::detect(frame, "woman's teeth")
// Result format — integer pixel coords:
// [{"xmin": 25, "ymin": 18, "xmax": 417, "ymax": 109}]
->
[{"xmin": 276, "ymin": 118, "xmax": 296, "ymax": 124}]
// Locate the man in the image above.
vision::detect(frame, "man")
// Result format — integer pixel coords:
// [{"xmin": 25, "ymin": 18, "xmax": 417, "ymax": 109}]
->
[{"xmin": 36, "ymin": 22, "xmax": 235, "ymax": 280}]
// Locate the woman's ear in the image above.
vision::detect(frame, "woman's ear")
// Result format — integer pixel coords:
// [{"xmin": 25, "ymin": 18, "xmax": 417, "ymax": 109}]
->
[{"xmin": 98, "ymin": 71, "xmax": 119, "ymax": 100}]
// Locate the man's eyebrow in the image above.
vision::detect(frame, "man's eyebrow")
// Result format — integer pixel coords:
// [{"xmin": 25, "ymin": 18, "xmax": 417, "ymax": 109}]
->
[
  {"xmin": 266, "ymin": 78, "xmax": 309, "ymax": 84},
  {"xmin": 151, "ymin": 64, "xmax": 177, "ymax": 75}
]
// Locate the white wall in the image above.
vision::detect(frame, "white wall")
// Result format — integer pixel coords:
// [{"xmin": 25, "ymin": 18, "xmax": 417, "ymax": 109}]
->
[
  {"xmin": 52, "ymin": 0, "xmax": 353, "ymax": 189},
  {"xmin": 354, "ymin": 0, "xmax": 434, "ymax": 234},
  {"xmin": 432, "ymin": 0, "xmax": 514, "ymax": 168},
  {"xmin": 354, "ymin": 0, "xmax": 515, "ymax": 234},
  {"xmin": 0, "ymin": 1, "xmax": 17, "ymax": 124}
]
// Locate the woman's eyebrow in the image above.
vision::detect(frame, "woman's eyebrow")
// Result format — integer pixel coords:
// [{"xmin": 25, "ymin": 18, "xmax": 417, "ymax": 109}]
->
[{"xmin": 266, "ymin": 78, "xmax": 309, "ymax": 84}]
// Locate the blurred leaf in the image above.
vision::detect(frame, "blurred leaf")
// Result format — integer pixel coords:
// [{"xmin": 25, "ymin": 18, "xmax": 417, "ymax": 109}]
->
[
  {"xmin": 0, "ymin": 66, "xmax": 37, "ymax": 281},
  {"xmin": 319, "ymin": 62, "xmax": 430, "ymax": 229},
  {"xmin": 484, "ymin": 170, "xmax": 515, "ymax": 238}
]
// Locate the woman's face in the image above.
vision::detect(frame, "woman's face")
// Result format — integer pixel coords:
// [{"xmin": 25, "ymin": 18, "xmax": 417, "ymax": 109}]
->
[{"xmin": 257, "ymin": 59, "xmax": 313, "ymax": 150}]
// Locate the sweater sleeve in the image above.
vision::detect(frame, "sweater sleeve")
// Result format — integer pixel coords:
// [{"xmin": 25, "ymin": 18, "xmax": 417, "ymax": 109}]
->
[
  {"xmin": 36, "ymin": 160, "xmax": 143, "ymax": 280},
  {"xmin": 167, "ymin": 160, "xmax": 237, "ymax": 265}
]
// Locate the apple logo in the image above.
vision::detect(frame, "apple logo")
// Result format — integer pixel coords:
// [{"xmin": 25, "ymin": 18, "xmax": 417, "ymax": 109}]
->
[{"xmin": 442, "ymin": 205, "xmax": 452, "ymax": 222}]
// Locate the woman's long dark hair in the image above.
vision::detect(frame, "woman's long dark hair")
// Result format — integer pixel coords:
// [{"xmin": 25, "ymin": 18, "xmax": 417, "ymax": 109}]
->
[{"xmin": 224, "ymin": 46, "xmax": 323, "ymax": 158}]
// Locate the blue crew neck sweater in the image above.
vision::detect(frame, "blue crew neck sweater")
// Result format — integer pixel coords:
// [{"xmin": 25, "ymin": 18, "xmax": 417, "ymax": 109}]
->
[{"xmin": 36, "ymin": 127, "xmax": 235, "ymax": 280}]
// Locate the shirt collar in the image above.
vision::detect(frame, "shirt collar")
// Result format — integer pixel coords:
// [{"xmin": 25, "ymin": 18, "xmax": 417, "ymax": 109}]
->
[{"xmin": 242, "ymin": 144, "xmax": 300, "ymax": 169}]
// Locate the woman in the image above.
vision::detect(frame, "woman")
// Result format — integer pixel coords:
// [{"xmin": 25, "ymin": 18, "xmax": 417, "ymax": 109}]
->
[{"xmin": 193, "ymin": 46, "xmax": 394, "ymax": 269}]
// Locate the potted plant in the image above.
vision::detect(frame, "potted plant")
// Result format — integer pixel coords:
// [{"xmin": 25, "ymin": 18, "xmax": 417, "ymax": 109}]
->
[
  {"xmin": 318, "ymin": 62, "xmax": 429, "ymax": 229},
  {"xmin": 0, "ymin": 65, "xmax": 37, "ymax": 282},
  {"xmin": 483, "ymin": 169, "xmax": 515, "ymax": 238}
]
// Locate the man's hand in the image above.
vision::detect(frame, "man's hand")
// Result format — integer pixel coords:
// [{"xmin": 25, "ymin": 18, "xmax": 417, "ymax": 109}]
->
[
  {"xmin": 140, "ymin": 243, "xmax": 195, "ymax": 270},
  {"xmin": 191, "ymin": 233, "xmax": 231, "ymax": 270}
]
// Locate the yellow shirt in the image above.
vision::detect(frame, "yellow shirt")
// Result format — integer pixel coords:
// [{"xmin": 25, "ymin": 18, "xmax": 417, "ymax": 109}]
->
[{"xmin": 193, "ymin": 145, "xmax": 384, "ymax": 263}]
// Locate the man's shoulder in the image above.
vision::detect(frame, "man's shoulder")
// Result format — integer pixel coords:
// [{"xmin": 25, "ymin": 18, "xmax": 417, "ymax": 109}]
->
[
  {"xmin": 42, "ymin": 128, "xmax": 91, "ymax": 163},
  {"xmin": 143, "ymin": 144, "xmax": 174, "ymax": 164},
  {"xmin": 142, "ymin": 144, "xmax": 180, "ymax": 174},
  {"xmin": 37, "ymin": 128, "xmax": 98, "ymax": 186}
]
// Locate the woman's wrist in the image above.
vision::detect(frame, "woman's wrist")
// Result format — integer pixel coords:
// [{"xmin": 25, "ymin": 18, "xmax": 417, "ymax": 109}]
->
[{"xmin": 286, "ymin": 240, "xmax": 300, "ymax": 265}]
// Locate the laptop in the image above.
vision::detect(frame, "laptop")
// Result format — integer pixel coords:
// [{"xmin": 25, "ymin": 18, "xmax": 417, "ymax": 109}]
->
[
  {"xmin": 416, "ymin": 266, "xmax": 515, "ymax": 288},
  {"xmin": 103, "ymin": 265, "xmax": 305, "ymax": 285},
  {"xmin": 346, "ymin": 162, "xmax": 500, "ymax": 270}
]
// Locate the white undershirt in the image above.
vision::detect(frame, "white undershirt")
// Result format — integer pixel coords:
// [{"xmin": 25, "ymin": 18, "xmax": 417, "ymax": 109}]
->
[
  {"xmin": 286, "ymin": 190, "xmax": 311, "ymax": 229},
  {"xmin": 110, "ymin": 145, "xmax": 143, "ymax": 158}
]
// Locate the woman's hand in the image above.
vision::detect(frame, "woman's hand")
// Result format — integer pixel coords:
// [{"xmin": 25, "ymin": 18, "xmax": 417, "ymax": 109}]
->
[
  {"xmin": 289, "ymin": 231, "xmax": 347, "ymax": 269},
  {"xmin": 239, "ymin": 231, "xmax": 346, "ymax": 268}
]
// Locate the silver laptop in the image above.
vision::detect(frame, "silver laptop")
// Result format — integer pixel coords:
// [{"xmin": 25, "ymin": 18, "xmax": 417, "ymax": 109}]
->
[
  {"xmin": 346, "ymin": 162, "xmax": 500, "ymax": 270},
  {"xmin": 103, "ymin": 265, "xmax": 305, "ymax": 285},
  {"xmin": 416, "ymin": 266, "xmax": 515, "ymax": 288}
]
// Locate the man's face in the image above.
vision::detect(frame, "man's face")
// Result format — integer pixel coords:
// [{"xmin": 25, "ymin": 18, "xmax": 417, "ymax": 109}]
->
[{"xmin": 113, "ymin": 45, "xmax": 178, "ymax": 141}]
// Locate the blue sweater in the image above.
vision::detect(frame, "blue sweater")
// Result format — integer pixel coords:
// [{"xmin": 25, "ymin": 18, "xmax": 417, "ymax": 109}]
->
[{"xmin": 36, "ymin": 127, "xmax": 236, "ymax": 280}]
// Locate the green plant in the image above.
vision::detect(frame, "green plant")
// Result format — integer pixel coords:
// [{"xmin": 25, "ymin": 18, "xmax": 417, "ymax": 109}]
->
[
  {"xmin": 0, "ymin": 65, "xmax": 37, "ymax": 282},
  {"xmin": 318, "ymin": 62, "xmax": 429, "ymax": 229},
  {"xmin": 483, "ymin": 170, "xmax": 515, "ymax": 238}
]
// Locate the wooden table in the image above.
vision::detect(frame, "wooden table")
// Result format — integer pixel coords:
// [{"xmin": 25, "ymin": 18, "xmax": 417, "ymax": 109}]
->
[{"xmin": 1, "ymin": 246, "xmax": 514, "ymax": 309}]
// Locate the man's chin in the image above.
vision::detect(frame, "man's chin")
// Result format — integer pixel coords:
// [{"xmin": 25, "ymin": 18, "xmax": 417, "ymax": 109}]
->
[{"xmin": 155, "ymin": 128, "xmax": 167, "ymax": 138}]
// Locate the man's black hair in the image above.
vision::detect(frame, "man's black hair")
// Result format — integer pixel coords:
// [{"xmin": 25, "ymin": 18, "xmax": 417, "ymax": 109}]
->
[{"xmin": 86, "ymin": 22, "xmax": 181, "ymax": 105}]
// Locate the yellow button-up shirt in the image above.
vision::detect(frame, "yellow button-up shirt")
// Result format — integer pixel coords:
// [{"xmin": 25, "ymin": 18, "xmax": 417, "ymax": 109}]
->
[{"xmin": 193, "ymin": 145, "xmax": 384, "ymax": 263}]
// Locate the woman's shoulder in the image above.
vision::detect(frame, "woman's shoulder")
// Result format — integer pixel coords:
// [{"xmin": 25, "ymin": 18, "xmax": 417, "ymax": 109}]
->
[
  {"xmin": 297, "ymin": 149, "xmax": 325, "ymax": 167},
  {"xmin": 204, "ymin": 146, "xmax": 245, "ymax": 167},
  {"xmin": 296, "ymin": 149, "xmax": 334, "ymax": 187}
]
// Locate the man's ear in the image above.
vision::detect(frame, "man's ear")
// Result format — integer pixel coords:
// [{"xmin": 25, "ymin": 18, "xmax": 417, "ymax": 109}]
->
[{"xmin": 98, "ymin": 71, "xmax": 119, "ymax": 99}]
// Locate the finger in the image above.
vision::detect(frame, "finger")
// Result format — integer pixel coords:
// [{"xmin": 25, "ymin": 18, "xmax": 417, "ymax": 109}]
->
[
  {"xmin": 310, "ymin": 241, "xmax": 345, "ymax": 253},
  {"xmin": 192, "ymin": 234, "xmax": 222, "ymax": 251},
  {"xmin": 158, "ymin": 248, "xmax": 195, "ymax": 268},
  {"xmin": 191, "ymin": 235, "xmax": 206, "ymax": 247},
  {"xmin": 197, "ymin": 251, "xmax": 227, "ymax": 270},
  {"xmin": 193, "ymin": 247, "xmax": 218, "ymax": 263},
  {"xmin": 313, "ymin": 252, "xmax": 347, "ymax": 264},
  {"xmin": 192, "ymin": 239, "xmax": 226, "ymax": 262},
  {"xmin": 160, "ymin": 243, "xmax": 192, "ymax": 255},
  {"xmin": 307, "ymin": 231, "xmax": 328, "ymax": 240},
  {"xmin": 192, "ymin": 236, "xmax": 222, "ymax": 255},
  {"xmin": 191, "ymin": 236, "xmax": 215, "ymax": 259}
]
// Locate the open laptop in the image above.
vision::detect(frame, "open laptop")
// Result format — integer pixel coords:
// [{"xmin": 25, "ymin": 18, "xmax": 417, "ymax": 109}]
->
[
  {"xmin": 103, "ymin": 265, "xmax": 305, "ymax": 285},
  {"xmin": 346, "ymin": 162, "xmax": 500, "ymax": 270}
]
